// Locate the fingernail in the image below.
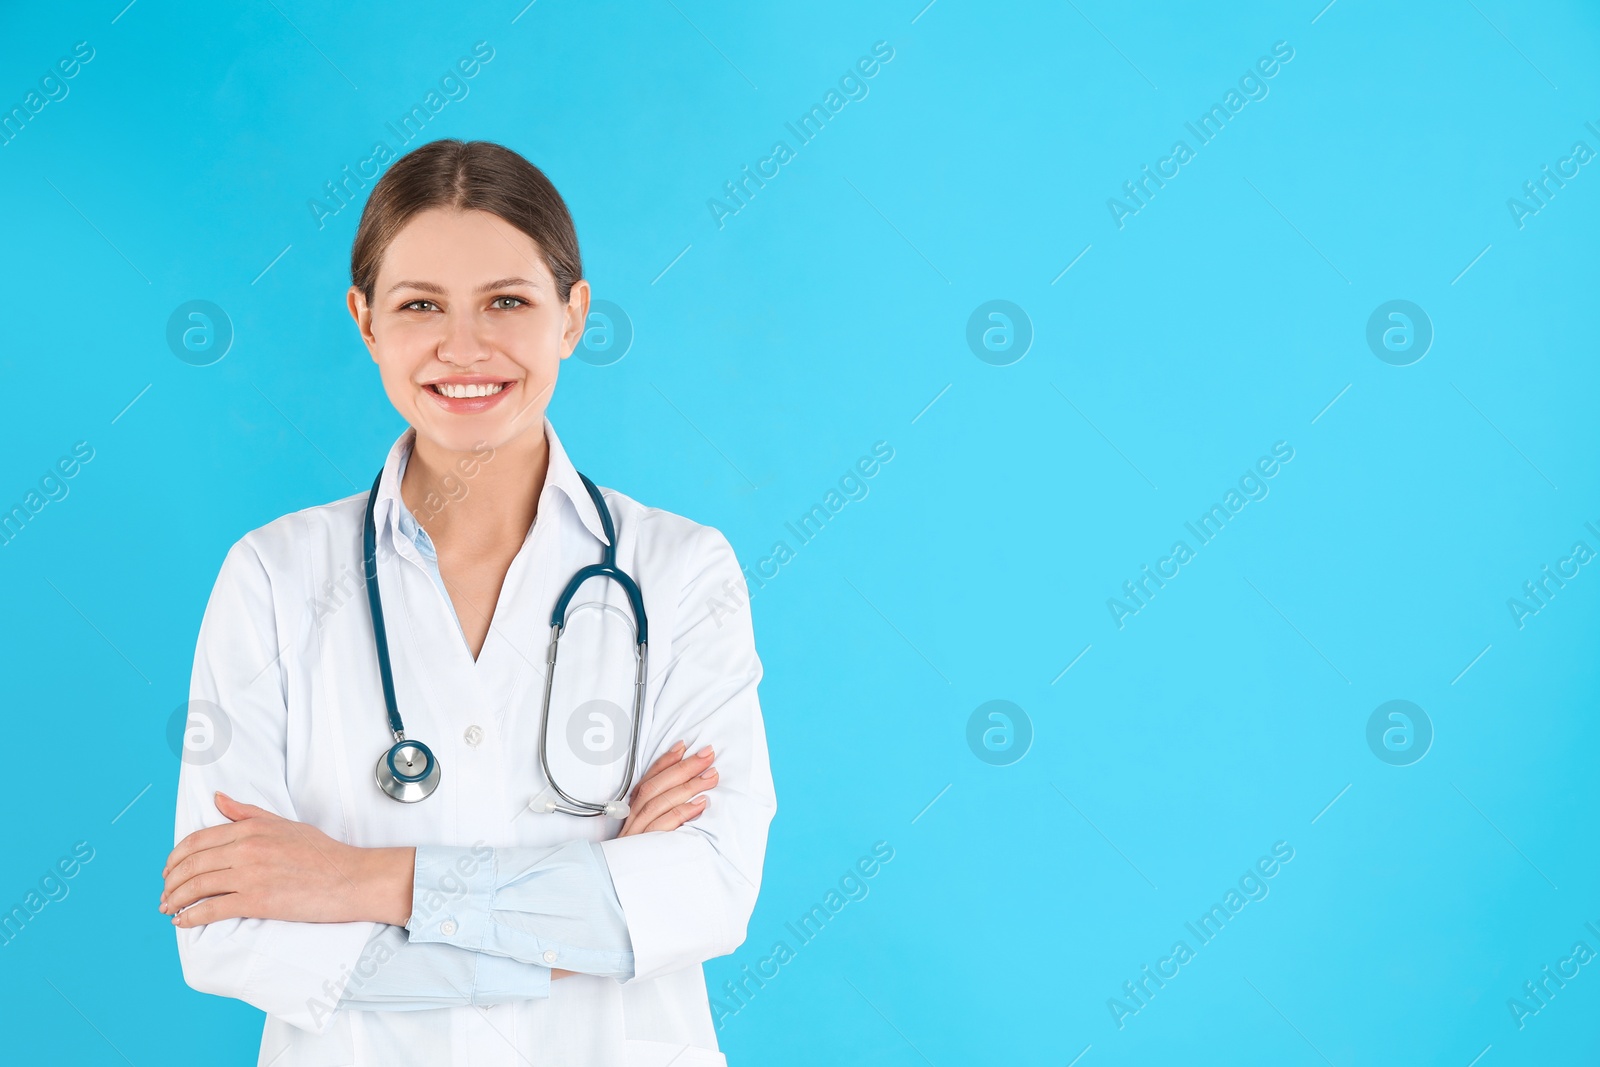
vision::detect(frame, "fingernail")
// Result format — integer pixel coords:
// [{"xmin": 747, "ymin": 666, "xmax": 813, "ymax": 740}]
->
[
  {"xmin": 671, "ymin": 740, "xmax": 685, "ymax": 753},
  {"xmin": 699, "ymin": 768, "xmax": 717, "ymax": 779},
  {"xmin": 696, "ymin": 745, "xmax": 712, "ymax": 758},
  {"xmin": 692, "ymin": 795, "xmax": 707, "ymax": 804}
]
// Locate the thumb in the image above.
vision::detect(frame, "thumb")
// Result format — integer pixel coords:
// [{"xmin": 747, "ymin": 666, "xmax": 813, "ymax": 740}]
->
[{"xmin": 214, "ymin": 791, "xmax": 268, "ymax": 821}]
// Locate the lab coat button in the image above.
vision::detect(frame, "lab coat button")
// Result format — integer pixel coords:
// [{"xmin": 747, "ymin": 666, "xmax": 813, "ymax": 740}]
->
[
  {"xmin": 543, "ymin": 949, "xmax": 558, "ymax": 963},
  {"xmin": 464, "ymin": 725, "xmax": 484, "ymax": 747},
  {"xmin": 440, "ymin": 920, "xmax": 458, "ymax": 936}
]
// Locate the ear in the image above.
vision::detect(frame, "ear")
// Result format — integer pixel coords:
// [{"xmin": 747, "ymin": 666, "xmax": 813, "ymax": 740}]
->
[
  {"xmin": 347, "ymin": 285, "xmax": 378, "ymax": 360},
  {"xmin": 560, "ymin": 279, "xmax": 591, "ymax": 359}
]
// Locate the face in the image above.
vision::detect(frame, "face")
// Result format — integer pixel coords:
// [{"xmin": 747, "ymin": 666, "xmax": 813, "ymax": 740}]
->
[{"xmin": 347, "ymin": 207, "xmax": 590, "ymax": 456}]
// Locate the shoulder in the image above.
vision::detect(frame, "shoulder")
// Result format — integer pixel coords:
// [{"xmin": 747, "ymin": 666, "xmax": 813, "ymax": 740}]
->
[
  {"xmin": 246, "ymin": 490, "xmax": 366, "ymax": 560},
  {"xmin": 597, "ymin": 484, "xmax": 758, "ymax": 649},
  {"xmin": 193, "ymin": 491, "xmax": 369, "ymax": 648},
  {"xmin": 597, "ymin": 483, "xmax": 743, "ymax": 592},
  {"xmin": 217, "ymin": 490, "xmax": 368, "ymax": 590}
]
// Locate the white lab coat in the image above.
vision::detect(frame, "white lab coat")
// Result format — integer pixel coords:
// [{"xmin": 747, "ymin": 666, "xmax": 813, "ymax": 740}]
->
[{"xmin": 173, "ymin": 420, "xmax": 776, "ymax": 1066}]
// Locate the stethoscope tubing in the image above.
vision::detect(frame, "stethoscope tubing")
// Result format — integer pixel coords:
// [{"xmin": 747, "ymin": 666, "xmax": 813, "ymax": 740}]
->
[{"xmin": 362, "ymin": 463, "xmax": 648, "ymax": 814}]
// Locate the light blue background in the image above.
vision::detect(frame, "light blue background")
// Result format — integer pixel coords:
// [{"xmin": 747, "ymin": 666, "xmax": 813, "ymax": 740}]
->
[{"xmin": 2, "ymin": 1, "xmax": 1598, "ymax": 1063}]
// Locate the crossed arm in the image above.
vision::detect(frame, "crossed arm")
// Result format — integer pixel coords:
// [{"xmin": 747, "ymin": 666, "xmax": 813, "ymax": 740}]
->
[
  {"xmin": 171, "ymin": 531, "xmax": 773, "ymax": 1032},
  {"xmin": 160, "ymin": 740, "xmax": 722, "ymax": 981}
]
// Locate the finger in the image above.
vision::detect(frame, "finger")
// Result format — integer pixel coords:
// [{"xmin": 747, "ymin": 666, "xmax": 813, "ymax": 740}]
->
[
  {"xmin": 630, "ymin": 764, "xmax": 713, "ymax": 831},
  {"xmin": 164, "ymin": 866, "xmax": 239, "ymax": 915},
  {"xmin": 630, "ymin": 742, "xmax": 694, "ymax": 799},
  {"xmin": 173, "ymin": 892, "xmax": 246, "ymax": 929},
  {"xmin": 215, "ymin": 791, "xmax": 275, "ymax": 821},
  {"xmin": 162, "ymin": 842, "xmax": 238, "ymax": 906},
  {"xmin": 633, "ymin": 766, "xmax": 717, "ymax": 827},
  {"xmin": 620, "ymin": 745, "xmax": 707, "ymax": 835},
  {"xmin": 636, "ymin": 795, "xmax": 709, "ymax": 834},
  {"xmin": 632, "ymin": 742, "xmax": 687, "ymax": 795},
  {"xmin": 630, "ymin": 746, "xmax": 714, "ymax": 812},
  {"xmin": 627, "ymin": 748, "xmax": 681, "ymax": 810},
  {"xmin": 619, "ymin": 763, "xmax": 709, "ymax": 838},
  {"xmin": 163, "ymin": 822, "xmax": 243, "ymax": 878},
  {"xmin": 163, "ymin": 793, "xmax": 277, "ymax": 876}
]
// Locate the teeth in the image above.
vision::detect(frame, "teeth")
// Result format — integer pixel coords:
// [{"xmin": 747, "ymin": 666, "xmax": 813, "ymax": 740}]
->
[{"xmin": 433, "ymin": 382, "xmax": 506, "ymax": 399}]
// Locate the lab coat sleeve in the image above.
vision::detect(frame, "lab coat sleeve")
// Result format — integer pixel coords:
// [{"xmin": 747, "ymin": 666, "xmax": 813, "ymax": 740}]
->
[
  {"xmin": 173, "ymin": 537, "xmax": 383, "ymax": 1034},
  {"xmin": 597, "ymin": 525, "xmax": 777, "ymax": 982},
  {"xmin": 405, "ymin": 839, "xmax": 634, "ymax": 979},
  {"xmin": 335, "ymin": 924, "xmax": 553, "ymax": 1011}
]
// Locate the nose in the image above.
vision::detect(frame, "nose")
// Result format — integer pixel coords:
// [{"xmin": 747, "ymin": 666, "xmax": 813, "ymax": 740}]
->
[{"xmin": 437, "ymin": 307, "xmax": 490, "ymax": 366}]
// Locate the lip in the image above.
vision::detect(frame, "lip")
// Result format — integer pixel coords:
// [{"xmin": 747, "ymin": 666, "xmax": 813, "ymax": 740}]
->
[{"xmin": 421, "ymin": 377, "xmax": 515, "ymax": 415}]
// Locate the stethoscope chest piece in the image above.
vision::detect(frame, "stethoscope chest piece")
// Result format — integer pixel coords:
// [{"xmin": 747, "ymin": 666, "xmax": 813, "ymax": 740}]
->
[{"xmin": 375, "ymin": 738, "xmax": 440, "ymax": 803}]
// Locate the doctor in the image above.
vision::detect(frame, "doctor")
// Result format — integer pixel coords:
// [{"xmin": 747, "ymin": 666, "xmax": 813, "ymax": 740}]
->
[{"xmin": 160, "ymin": 139, "xmax": 775, "ymax": 1066}]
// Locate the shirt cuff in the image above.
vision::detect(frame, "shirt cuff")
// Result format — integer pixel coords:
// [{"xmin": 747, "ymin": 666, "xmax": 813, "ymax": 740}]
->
[
  {"xmin": 405, "ymin": 845, "xmax": 496, "ymax": 951},
  {"xmin": 473, "ymin": 951, "xmax": 553, "ymax": 1002}
]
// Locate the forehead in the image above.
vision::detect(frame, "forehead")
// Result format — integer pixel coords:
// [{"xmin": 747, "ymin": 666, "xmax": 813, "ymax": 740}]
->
[{"xmin": 379, "ymin": 207, "xmax": 551, "ymax": 286}]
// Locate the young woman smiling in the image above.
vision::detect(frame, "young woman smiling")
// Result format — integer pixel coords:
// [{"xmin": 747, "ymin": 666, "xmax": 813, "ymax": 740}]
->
[{"xmin": 162, "ymin": 139, "xmax": 775, "ymax": 1067}]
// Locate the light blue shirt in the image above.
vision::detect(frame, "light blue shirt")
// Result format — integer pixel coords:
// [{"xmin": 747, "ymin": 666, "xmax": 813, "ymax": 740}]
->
[{"xmin": 336, "ymin": 446, "xmax": 635, "ymax": 1012}]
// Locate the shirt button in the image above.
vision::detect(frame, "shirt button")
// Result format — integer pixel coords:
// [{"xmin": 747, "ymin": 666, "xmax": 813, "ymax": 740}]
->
[
  {"xmin": 542, "ymin": 950, "xmax": 558, "ymax": 964},
  {"xmin": 464, "ymin": 725, "xmax": 483, "ymax": 747},
  {"xmin": 440, "ymin": 920, "xmax": 458, "ymax": 936}
]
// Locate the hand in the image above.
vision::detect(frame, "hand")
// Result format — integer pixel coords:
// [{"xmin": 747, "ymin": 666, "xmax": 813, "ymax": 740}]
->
[
  {"xmin": 617, "ymin": 741, "xmax": 717, "ymax": 837},
  {"xmin": 161, "ymin": 792, "xmax": 414, "ymax": 928}
]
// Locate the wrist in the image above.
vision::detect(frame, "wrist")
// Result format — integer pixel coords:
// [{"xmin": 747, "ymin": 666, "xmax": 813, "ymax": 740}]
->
[{"xmin": 357, "ymin": 846, "xmax": 416, "ymax": 926}]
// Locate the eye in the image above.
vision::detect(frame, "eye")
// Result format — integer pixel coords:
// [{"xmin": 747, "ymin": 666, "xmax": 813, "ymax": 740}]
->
[
  {"xmin": 491, "ymin": 295, "xmax": 529, "ymax": 310},
  {"xmin": 400, "ymin": 299, "xmax": 438, "ymax": 312}
]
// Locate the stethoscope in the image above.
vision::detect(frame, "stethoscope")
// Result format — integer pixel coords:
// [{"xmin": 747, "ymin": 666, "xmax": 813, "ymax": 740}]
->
[{"xmin": 362, "ymin": 465, "xmax": 648, "ymax": 817}]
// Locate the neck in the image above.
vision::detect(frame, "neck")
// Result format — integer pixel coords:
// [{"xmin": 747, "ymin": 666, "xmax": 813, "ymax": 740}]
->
[{"xmin": 401, "ymin": 427, "xmax": 549, "ymax": 556}]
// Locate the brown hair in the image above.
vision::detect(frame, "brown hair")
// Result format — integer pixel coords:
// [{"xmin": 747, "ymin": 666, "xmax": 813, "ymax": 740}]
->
[{"xmin": 349, "ymin": 139, "xmax": 583, "ymax": 306}]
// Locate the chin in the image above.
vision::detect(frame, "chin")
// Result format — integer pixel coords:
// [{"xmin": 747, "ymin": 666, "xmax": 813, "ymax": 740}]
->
[
  {"xmin": 416, "ymin": 425, "xmax": 503, "ymax": 455},
  {"xmin": 419, "ymin": 415, "xmax": 545, "ymax": 455}
]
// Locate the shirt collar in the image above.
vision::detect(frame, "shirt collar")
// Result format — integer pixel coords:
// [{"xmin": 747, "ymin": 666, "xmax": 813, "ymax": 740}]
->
[{"xmin": 371, "ymin": 416, "xmax": 611, "ymax": 554}]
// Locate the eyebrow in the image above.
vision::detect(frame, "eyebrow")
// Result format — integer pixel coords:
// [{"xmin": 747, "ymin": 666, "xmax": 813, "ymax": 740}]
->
[{"xmin": 386, "ymin": 276, "xmax": 543, "ymax": 296}]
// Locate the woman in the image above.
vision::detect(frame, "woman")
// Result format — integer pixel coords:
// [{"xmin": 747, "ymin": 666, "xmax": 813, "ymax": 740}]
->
[{"xmin": 161, "ymin": 139, "xmax": 775, "ymax": 1066}]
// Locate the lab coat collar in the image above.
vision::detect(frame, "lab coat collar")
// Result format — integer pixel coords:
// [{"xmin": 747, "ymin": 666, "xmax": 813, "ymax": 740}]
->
[{"xmin": 371, "ymin": 417, "xmax": 611, "ymax": 555}]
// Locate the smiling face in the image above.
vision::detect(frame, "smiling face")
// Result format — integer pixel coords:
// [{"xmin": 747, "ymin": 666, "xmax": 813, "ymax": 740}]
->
[{"xmin": 347, "ymin": 206, "xmax": 590, "ymax": 457}]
